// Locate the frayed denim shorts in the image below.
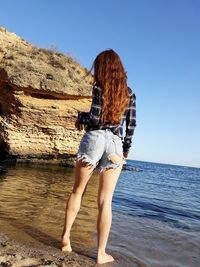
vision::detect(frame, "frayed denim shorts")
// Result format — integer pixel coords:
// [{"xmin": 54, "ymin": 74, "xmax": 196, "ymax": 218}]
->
[{"xmin": 77, "ymin": 129, "xmax": 124, "ymax": 172}]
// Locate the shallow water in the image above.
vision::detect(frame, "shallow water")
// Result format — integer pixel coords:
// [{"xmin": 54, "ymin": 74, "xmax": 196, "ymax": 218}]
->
[{"xmin": 0, "ymin": 161, "xmax": 200, "ymax": 267}]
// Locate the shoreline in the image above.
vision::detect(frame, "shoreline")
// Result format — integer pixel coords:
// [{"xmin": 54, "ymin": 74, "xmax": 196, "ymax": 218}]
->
[
  {"xmin": 0, "ymin": 156, "xmax": 77, "ymax": 168},
  {"xmin": 0, "ymin": 220, "xmax": 95, "ymax": 267}
]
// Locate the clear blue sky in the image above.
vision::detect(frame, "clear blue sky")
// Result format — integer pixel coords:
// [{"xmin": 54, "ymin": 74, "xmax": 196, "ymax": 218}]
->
[{"xmin": 1, "ymin": 0, "xmax": 200, "ymax": 168}]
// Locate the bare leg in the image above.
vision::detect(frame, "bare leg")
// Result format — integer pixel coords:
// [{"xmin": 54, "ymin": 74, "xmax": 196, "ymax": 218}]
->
[
  {"xmin": 61, "ymin": 159, "xmax": 94, "ymax": 252},
  {"xmin": 96, "ymin": 165, "xmax": 122, "ymax": 264}
]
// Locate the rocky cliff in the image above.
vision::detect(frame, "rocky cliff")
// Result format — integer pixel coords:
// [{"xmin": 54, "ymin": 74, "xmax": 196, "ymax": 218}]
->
[{"xmin": 0, "ymin": 27, "xmax": 93, "ymax": 164}]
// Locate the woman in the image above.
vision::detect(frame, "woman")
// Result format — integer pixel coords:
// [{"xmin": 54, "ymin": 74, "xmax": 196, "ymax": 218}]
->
[{"xmin": 61, "ymin": 49, "xmax": 136, "ymax": 265}]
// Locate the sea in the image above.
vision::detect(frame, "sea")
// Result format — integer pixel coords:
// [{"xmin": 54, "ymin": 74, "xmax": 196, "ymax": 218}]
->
[{"xmin": 0, "ymin": 160, "xmax": 200, "ymax": 267}]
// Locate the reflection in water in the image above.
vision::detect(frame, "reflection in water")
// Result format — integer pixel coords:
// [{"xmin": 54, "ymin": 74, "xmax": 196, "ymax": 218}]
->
[
  {"xmin": 0, "ymin": 165, "xmax": 99, "ymax": 256},
  {"xmin": 0, "ymin": 162, "xmax": 200, "ymax": 267}
]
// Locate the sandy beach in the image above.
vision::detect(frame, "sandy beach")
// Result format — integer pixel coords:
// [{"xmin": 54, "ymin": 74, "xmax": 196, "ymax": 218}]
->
[
  {"xmin": 0, "ymin": 232, "xmax": 96, "ymax": 267},
  {"xmin": 0, "ymin": 219, "xmax": 96, "ymax": 267}
]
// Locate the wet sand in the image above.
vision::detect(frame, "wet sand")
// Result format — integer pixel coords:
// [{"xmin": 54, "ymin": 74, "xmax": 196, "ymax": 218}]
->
[
  {"xmin": 0, "ymin": 219, "xmax": 96, "ymax": 267},
  {"xmin": 0, "ymin": 233, "xmax": 96, "ymax": 267}
]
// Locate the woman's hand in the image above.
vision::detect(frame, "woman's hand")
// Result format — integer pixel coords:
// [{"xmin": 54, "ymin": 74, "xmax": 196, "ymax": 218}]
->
[
  {"xmin": 75, "ymin": 119, "xmax": 84, "ymax": 131},
  {"xmin": 123, "ymin": 152, "xmax": 129, "ymax": 159}
]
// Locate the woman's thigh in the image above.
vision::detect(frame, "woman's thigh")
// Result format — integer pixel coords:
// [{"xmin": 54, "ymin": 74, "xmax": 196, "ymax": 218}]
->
[
  {"xmin": 97, "ymin": 165, "xmax": 122, "ymax": 206},
  {"xmin": 72, "ymin": 160, "xmax": 95, "ymax": 195}
]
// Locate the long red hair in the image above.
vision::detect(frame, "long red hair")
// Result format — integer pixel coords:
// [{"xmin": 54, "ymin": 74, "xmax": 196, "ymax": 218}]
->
[{"xmin": 93, "ymin": 49, "xmax": 130, "ymax": 124}]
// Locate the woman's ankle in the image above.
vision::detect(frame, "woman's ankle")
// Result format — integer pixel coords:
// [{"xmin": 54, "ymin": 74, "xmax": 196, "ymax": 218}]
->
[
  {"xmin": 61, "ymin": 234, "xmax": 71, "ymax": 249},
  {"xmin": 62, "ymin": 232, "xmax": 70, "ymax": 240},
  {"xmin": 96, "ymin": 250, "xmax": 114, "ymax": 265},
  {"xmin": 97, "ymin": 248, "xmax": 106, "ymax": 255}
]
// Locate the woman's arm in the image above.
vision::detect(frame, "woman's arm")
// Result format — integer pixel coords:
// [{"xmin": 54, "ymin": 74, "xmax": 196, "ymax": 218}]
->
[
  {"xmin": 78, "ymin": 85, "xmax": 101, "ymax": 126},
  {"xmin": 123, "ymin": 93, "xmax": 136, "ymax": 153}
]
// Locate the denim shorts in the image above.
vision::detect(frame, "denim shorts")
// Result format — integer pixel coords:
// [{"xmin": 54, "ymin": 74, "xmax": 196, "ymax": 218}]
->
[{"xmin": 77, "ymin": 129, "xmax": 124, "ymax": 172}]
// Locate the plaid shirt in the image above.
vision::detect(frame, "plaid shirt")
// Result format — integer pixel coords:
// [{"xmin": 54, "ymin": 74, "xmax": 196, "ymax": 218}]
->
[{"xmin": 78, "ymin": 85, "xmax": 136, "ymax": 153}]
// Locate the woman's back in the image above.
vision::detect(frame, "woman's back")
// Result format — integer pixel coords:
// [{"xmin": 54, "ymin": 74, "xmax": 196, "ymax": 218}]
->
[{"xmin": 78, "ymin": 84, "xmax": 136, "ymax": 153}]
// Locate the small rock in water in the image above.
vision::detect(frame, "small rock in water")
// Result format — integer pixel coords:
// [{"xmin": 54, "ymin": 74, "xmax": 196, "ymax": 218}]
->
[
  {"xmin": 0, "ymin": 166, "xmax": 6, "ymax": 175},
  {"xmin": 0, "ymin": 261, "xmax": 12, "ymax": 267},
  {"xmin": 123, "ymin": 165, "xmax": 141, "ymax": 172},
  {"xmin": 1, "ymin": 241, "xmax": 8, "ymax": 247},
  {"xmin": 42, "ymin": 259, "xmax": 53, "ymax": 265}
]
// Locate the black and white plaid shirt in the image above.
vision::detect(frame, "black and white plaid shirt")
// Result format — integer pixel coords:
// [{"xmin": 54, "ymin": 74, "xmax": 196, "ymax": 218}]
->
[{"xmin": 78, "ymin": 85, "xmax": 136, "ymax": 153}]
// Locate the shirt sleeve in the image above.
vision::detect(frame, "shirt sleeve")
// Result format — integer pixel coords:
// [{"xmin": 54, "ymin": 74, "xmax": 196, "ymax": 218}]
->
[
  {"xmin": 78, "ymin": 85, "xmax": 101, "ymax": 126},
  {"xmin": 123, "ymin": 93, "xmax": 136, "ymax": 153}
]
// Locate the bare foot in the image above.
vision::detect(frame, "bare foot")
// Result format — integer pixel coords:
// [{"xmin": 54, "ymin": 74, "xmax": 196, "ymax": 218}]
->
[
  {"xmin": 61, "ymin": 235, "xmax": 72, "ymax": 252},
  {"xmin": 97, "ymin": 252, "xmax": 114, "ymax": 265}
]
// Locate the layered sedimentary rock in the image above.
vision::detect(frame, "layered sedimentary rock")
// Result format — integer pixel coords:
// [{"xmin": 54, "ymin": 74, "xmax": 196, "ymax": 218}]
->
[{"xmin": 0, "ymin": 27, "xmax": 93, "ymax": 163}]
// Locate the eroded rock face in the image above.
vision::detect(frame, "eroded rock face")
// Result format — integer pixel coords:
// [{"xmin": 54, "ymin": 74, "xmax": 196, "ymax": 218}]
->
[{"xmin": 0, "ymin": 27, "xmax": 93, "ymax": 163}]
